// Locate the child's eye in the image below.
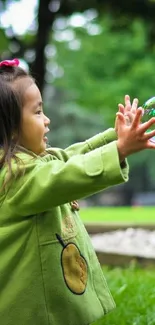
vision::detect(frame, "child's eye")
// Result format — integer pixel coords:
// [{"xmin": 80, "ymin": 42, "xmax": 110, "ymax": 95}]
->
[{"xmin": 36, "ymin": 110, "xmax": 42, "ymax": 115}]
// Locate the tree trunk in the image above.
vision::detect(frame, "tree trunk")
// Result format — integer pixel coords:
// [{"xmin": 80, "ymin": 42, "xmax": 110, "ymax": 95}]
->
[{"xmin": 31, "ymin": 0, "xmax": 55, "ymax": 93}]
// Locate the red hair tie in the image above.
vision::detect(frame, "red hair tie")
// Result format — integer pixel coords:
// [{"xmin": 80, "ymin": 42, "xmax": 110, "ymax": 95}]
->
[{"xmin": 0, "ymin": 58, "xmax": 19, "ymax": 67}]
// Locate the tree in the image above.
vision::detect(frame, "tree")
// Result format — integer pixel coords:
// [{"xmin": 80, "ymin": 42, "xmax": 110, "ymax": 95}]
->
[
  {"xmin": 1, "ymin": 0, "xmax": 155, "ymax": 92},
  {"xmin": 49, "ymin": 15, "xmax": 155, "ymax": 123}
]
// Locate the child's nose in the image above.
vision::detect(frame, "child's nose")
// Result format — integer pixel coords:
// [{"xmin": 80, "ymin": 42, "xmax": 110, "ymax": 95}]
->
[{"xmin": 44, "ymin": 115, "xmax": 50, "ymax": 125}]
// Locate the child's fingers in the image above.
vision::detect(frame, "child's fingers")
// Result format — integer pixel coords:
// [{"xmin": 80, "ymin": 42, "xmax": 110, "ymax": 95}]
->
[
  {"xmin": 144, "ymin": 129, "xmax": 155, "ymax": 140},
  {"xmin": 124, "ymin": 95, "xmax": 131, "ymax": 110},
  {"xmin": 116, "ymin": 112, "xmax": 125, "ymax": 123},
  {"xmin": 147, "ymin": 141, "xmax": 155, "ymax": 149},
  {"xmin": 118, "ymin": 104, "xmax": 124, "ymax": 114},
  {"xmin": 140, "ymin": 117, "xmax": 155, "ymax": 134},
  {"xmin": 131, "ymin": 98, "xmax": 138, "ymax": 113},
  {"xmin": 124, "ymin": 114, "xmax": 131, "ymax": 126},
  {"xmin": 126, "ymin": 112, "xmax": 134, "ymax": 120},
  {"xmin": 131, "ymin": 107, "xmax": 143, "ymax": 129},
  {"xmin": 124, "ymin": 111, "xmax": 135, "ymax": 125}
]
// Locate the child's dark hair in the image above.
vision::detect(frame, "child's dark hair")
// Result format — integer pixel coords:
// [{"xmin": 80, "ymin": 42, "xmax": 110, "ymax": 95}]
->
[{"xmin": 0, "ymin": 64, "xmax": 34, "ymax": 188}]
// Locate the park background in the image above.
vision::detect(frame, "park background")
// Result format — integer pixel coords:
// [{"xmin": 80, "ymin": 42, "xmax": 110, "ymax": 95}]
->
[
  {"xmin": 1, "ymin": 1, "xmax": 155, "ymax": 324},
  {"xmin": 1, "ymin": 0, "xmax": 155, "ymax": 207}
]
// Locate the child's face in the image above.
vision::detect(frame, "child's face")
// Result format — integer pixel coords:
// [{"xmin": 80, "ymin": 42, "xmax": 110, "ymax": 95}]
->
[{"xmin": 18, "ymin": 81, "xmax": 50, "ymax": 155}]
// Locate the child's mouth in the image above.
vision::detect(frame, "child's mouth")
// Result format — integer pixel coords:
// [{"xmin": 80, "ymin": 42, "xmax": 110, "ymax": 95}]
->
[{"xmin": 43, "ymin": 136, "xmax": 48, "ymax": 142}]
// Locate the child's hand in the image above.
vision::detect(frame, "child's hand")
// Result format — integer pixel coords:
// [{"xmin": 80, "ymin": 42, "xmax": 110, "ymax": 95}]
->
[
  {"xmin": 116, "ymin": 107, "xmax": 155, "ymax": 162},
  {"xmin": 115, "ymin": 95, "xmax": 138, "ymax": 132}
]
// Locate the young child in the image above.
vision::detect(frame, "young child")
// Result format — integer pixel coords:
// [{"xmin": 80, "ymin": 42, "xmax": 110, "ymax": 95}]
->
[{"xmin": 0, "ymin": 59, "xmax": 155, "ymax": 325}]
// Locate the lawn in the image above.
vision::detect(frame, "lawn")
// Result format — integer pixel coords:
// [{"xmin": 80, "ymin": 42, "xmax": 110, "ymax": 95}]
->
[
  {"xmin": 80, "ymin": 208, "xmax": 155, "ymax": 324},
  {"xmin": 80, "ymin": 207, "xmax": 155, "ymax": 224},
  {"xmin": 92, "ymin": 265, "xmax": 155, "ymax": 325}
]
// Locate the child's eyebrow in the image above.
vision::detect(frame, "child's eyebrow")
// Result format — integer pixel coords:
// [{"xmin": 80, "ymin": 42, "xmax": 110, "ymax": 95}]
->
[
  {"xmin": 33, "ymin": 101, "xmax": 43, "ymax": 110},
  {"xmin": 38, "ymin": 101, "xmax": 43, "ymax": 107}
]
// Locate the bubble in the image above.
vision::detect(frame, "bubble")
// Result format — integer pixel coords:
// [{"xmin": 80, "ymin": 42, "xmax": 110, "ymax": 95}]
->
[{"xmin": 142, "ymin": 97, "xmax": 155, "ymax": 143}]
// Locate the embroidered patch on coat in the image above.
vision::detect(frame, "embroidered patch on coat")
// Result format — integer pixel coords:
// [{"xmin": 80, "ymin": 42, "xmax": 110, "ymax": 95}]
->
[
  {"xmin": 56, "ymin": 233, "xmax": 88, "ymax": 295},
  {"xmin": 61, "ymin": 214, "xmax": 75, "ymax": 237}
]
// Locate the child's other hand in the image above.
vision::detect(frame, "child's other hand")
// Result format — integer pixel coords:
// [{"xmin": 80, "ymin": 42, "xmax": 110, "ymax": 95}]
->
[
  {"xmin": 116, "ymin": 107, "xmax": 155, "ymax": 162},
  {"xmin": 115, "ymin": 95, "xmax": 138, "ymax": 132}
]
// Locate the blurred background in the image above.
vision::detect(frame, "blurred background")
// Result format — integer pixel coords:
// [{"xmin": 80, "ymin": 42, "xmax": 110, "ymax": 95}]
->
[{"xmin": 1, "ymin": 0, "xmax": 155, "ymax": 207}]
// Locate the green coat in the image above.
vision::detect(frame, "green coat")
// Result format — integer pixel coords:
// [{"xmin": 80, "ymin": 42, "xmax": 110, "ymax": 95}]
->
[{"xmin": 0, "ymin": 128, "xmax": 129, "ymax": 325}]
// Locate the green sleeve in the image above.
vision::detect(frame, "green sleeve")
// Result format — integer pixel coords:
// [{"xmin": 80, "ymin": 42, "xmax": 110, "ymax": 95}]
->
[
  {"xmin": 6, "ymin": 140, "xmax": 128, "ymax": 216},
  {"xmin": 46, "ymin": 128, "xmax": 117, "ymax": 161}
]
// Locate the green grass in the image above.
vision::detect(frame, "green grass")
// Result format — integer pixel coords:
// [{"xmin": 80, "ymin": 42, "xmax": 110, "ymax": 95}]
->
[
  {"xmin": 81, "ymin": 208, "xmax": 155, "ymax": 324},
  {"xmin": 92, "ymin": 265, "xmax": 155, "ymax": 325},
  {"xmin": 80, "ymin": 207, "xmax": 155, "ymax": 224}
]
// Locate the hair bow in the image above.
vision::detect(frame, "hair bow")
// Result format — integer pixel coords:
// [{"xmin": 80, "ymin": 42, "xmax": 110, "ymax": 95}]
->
[{"xmin": 0, "ymin": 58, "xmax": 19, "ymax": 67}]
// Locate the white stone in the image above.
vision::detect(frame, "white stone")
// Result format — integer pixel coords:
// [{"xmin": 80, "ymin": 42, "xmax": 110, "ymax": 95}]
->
[{"xmin": 90, "ymin": 228, "xmax": 155, "ymax": 258}]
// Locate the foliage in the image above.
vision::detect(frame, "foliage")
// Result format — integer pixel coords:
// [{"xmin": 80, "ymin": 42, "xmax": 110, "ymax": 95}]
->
[
  {"xmin": 49, "ymin": 15, "xmax": 155, "ymax": 126},
  {"xmin": 46, "ymin": 14, "xmax": 155, "ymax": 188}
]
